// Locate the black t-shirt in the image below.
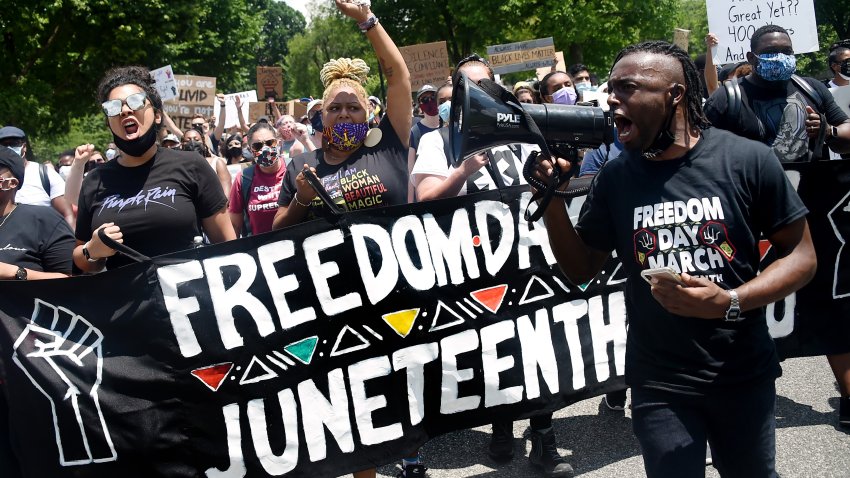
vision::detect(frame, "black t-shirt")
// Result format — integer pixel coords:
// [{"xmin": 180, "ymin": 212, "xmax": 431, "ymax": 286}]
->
[
  {"xmin": 278, "ymin": 116, "xmax": 408, "ymax": 220},
  {"xmin": 76, "ymin": 147, "xmax": 227, "ymax": 269},
  {"xmin": 0, "ymin": 204, "xmax": 74, "ymax": 274},
  {"xmin": 705, "ymin": 75, "xmax": 849, "ymax": 162},
  {"xmin": 575, "ymin": 127, "xmax": 808, "ymax": 395}
]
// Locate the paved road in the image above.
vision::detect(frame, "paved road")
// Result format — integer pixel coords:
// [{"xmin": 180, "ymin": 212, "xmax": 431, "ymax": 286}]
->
[{"xmin": 363, "ymin": 356, "xmax": 849, "ymax": 478}]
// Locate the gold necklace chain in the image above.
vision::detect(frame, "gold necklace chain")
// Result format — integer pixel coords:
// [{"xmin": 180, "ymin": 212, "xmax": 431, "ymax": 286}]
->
[{"xmin": 0, "ymin": 204, "xmax": 17, "ymax": 229}]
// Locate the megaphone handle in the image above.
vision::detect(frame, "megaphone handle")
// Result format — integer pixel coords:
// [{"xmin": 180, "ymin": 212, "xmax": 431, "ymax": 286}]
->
[{"xmin": 484, "ymin": 151, "xmax": 506, "ymax": 189}]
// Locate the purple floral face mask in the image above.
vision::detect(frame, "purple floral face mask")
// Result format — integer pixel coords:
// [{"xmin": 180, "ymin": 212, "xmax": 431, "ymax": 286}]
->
[{"xmin": 323, "ymin": 122, "xmax": 369, "ymax": 152}]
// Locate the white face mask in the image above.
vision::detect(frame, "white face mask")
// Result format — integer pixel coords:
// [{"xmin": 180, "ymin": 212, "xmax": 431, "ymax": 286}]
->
[
  {"xmin": 8, "ymin": 145, "xmax": 23, "ymax": 157},
  {"xmin": 58, "ymin": 165, "xmax": 73, "ymax": 180}
]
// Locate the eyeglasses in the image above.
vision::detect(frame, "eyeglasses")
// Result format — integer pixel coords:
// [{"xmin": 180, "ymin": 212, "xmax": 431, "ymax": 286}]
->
[
  {"xmin": 250, "ymin": 139, "xmax": 276, "ymax": 151},
  {"xmin": 192, "ymin": 122, "xmax": 206, "ymax": 127},
  {"xmin": 0, "ymin": 177, "xmax": 18, "ymax": 188},
  {"xmin": 0, "ymin": 138, "xmax": 25, "ymax": 148},
  {"xmin": 101, "ymin": 92, "xmax": 148, "ymax": 117}
]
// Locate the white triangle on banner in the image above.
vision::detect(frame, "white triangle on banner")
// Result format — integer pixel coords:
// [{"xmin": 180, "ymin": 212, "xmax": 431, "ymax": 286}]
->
[
  {"xmin": 330, "ymin": 325, "xmax": 371, "ymax": 357},
  {"xmin": 239, "ymin": 356, "xmax": 278, "ymax": 385},
  {"xmin": 429, "ymin": 300, "xmax": 465, "ymax": 332},
  {"xmin": 518, "ymin": 275, "xmax": 555, "ymax": 305}
]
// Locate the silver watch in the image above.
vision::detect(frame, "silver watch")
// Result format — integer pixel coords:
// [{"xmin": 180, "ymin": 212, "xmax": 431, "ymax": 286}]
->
[{"xmin": 724, "ymin": 289, "xmax": 742, "ymax": 322}]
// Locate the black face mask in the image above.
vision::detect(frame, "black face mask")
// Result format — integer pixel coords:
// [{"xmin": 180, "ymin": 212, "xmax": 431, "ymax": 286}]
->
[
  {"xmin": 112, "ymin": 122, "xmax": 158, "ymax": 157},
  {"xmin": 841, "ymin": 59, "xmax": 850, "ymax": 77},
  {"xmin": 641, "ymin": 99, "xmax": 678, "ymax": 160},
  {"xmin": 182, "ymin": 140, "xmax": 208, "ymax": 157},
  {"xmin": 310, "ymin": 112, "xmax": 324, "ymax": 133},
  {"xmin": 226, "ymin": 146, "xmax": 243, "ymax": 158}
]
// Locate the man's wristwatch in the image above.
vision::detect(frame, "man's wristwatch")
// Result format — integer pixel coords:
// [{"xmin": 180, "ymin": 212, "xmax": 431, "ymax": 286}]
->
[
  {"xmin": 724, "ymin": 289, "xmax": 742, "ymax": 322},
  {"xmin": 14, "ymin": 266, "xmax": 27, "ymax": 281},
  {"xmin": 82, "ymin": 243, "xmax": 100, "ymax": 263}
]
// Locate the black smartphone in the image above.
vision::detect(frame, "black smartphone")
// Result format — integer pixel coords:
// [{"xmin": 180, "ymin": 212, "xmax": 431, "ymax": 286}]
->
[{"xmin": 302, "ymin": 168, "xmax": 345, "ymax": 215}]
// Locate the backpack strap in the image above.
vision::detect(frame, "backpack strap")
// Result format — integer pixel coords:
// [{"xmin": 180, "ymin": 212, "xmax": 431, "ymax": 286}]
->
[
  {"xmin": 411, "ymin": 123, "xmax": 424, "ymax": 152},
  {"xmin": 790, "ymin": 75, "xmax": 827, "ymax": 160},
  {"xmin": 240, "ymin": 165, "xmax": 255, "ymax": 237},
  {"xmin": 39, "ymin": 162, "xmax": 51, "ymax": 196},
  {"xmin": 723, "ymin": 78, "xmax": 742, "ymax": 122},
  {"xmin": 439, "ymin": 127, "xmax": 452, "ymax": 167}
]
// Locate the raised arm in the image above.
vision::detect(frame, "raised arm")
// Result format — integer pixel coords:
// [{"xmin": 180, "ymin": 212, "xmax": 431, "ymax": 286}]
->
[
  {"xmin": 213, "ymin": 94, "xmax": 227, "ymax": 141},
  {"xmin": 336, "ymin": 0, "xmax": 411, "ymax": 146}
]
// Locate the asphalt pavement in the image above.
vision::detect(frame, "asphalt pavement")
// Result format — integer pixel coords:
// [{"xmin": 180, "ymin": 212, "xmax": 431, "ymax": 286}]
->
[{"xmin": 363, "ymin": 356, "xmax": 850, "ymax": 478}]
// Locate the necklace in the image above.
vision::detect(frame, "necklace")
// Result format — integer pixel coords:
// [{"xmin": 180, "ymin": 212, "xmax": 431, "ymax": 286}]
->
[{"xmin": 0, "ymin": 204, "xmax": 17, "ymax": 229}]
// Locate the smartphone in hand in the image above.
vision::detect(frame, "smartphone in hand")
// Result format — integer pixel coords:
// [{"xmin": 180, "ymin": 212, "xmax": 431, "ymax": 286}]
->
[{"xmin": 640, "ymin": 267, "xmax": 686, "ymax": 286}]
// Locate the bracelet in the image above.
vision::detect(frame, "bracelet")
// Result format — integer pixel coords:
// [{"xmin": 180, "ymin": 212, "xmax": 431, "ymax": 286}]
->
[
  {"xmin": 293, "ymin": 194, "xmax": 311, "ymax": 207},
  {"xmin": 358, "ymin": 14, "xmax": 379, "ymax": 32}
]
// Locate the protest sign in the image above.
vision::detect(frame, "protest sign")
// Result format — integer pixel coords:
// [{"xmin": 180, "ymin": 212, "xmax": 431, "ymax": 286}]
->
[
  {"xmin": 150, "ymin": 65, "xmax": 179, "ymax": 102},
  {"xmin": 0, "ymin": 187, "xmax": 628, "ymax": 477},
  {"xmin": 487, "ymin": 37, "xmax": 557, "ymax": 75},
  {"xmin": 248, "ymin": 102, "xmax": 273, "ymax": 123},
  {"xmin": 399, "ymin": 41, "xmax": 451, "ymax": 91},
  {"xmin": 163, "ymin": 75, "xmax": 216, "ymax": 130},
  {"xmin": 280, "ymin": 99, "xmax": 307, "ymax": 119},
  {"xmin": 220, "ymin": 90, "xmax": 258, "ymax": 129},
  {"xmin": 257, "ymin": 66, "xmax": 284, "ymax": 100},
  {"xmin": 673, "ymin": 28, "xmax": 690, "ymax": 52},
  {"xmin": 1, "ymin": 163, "xmax": 848, "ymax": 476},
  {"xmin": 535, "ymin": 51, "xmax": 565, "ymax": 80},
  {"xmin": 707, "ymin": 0, "xmax": 819, "ymax": 65}
]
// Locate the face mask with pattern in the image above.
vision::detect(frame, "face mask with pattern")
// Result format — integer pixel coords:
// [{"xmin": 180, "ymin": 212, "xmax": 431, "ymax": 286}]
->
[
  {"xmin": 756, "ymin": 52, "xmax": 797, "ymax": 81},
  {"xmin": 254, "ymin": 145, "xmax": 279, "ymax": 167},
  {"xmin": 323, "ymin": 122, "xmax": 369, "ymax": 152}
]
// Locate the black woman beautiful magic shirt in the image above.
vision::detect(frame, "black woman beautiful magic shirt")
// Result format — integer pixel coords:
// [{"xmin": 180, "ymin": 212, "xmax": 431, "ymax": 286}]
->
[
  {"xmin": 278, "ymin": 116, "xmax": 408, "ymax": 220},
  {"xmin": 76, "ymin": 147, "xmax": 227, "ymax": 270}
]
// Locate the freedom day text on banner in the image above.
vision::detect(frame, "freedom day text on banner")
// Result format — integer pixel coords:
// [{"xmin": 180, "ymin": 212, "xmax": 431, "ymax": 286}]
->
[
  {"xmin": 398, "ymin": 41, "xmax": 451, "ymax": 91},
  {"xmin": 487, "ymin": 37, "xmax": 557, "ymax": 75},
  {"xmin": 163, "ymin": 75, "xmax": 217, "ymax": 130},
  {"xmin": 0, "ymin": 187, "xmax": 629, "ymax": 477},
  {"xmin": 2, "ymin": 162, "xmax": 849, "ymax": 476},
  {"xmin": 706, "ymin": 0, "xmax": 818, "ymax": 65}
]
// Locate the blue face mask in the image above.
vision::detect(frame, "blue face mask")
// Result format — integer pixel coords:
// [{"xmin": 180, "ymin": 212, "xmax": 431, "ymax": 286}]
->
[
  {"xmin": 438, "ymin": 101, "xmax": 451, "ymax": 122},
  {"xmin": 8, "ymin": 145, "xmax": 23, "ymax": 157},
  {"xmin": 575, "ymin": 81, "xmax": 593, "ymax": 93},
  {"xmin": 756, "ymin": 52, "xmax": 796, "ymax": 82}
]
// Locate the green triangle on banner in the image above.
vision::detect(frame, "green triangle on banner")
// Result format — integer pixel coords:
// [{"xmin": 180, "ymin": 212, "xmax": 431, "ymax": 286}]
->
[
  {"xmin": 284, "ymin": 336, "xmax": 318, "ymax": 365},
  {"xmin": 577, "ymin": 281, "xmax": 590, "ymax": 292}
]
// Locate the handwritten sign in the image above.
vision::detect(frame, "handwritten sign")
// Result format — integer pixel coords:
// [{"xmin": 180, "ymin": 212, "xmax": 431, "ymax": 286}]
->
[
  {"xmin": 150, "ymin": 65, "xmax": 179, "ymax": 102},
  {"xmin": 257, "ymin": 66, "xmax": 284, "ymax": 100},
  {"xmin": 163, "ymin": 75, "xmax": 216, "ymax": 130},
  {"xmin": 707, "ymin": 0, "xmax": 819, "ymax": 65},
  {"xmin": 247, "ymin": 102, "xmax": 273, "ymax": 123},
  {"xmin": 219, "ymin": 90, "xmax": 258, "ymax": 129},
  {"xmin": 673, "ymin": 28, "xmax": 690, "ymax": 52},
  {"xmin": 399, "ymin": 41, "xmax": 451, "ymax": 90},
  {"xmin": 535, "ymin": 51, "xmax": 565, "ymax": 80},
  {"xmin": 487, "ymin": 38, "xmax": 556, "ymax": 75}
]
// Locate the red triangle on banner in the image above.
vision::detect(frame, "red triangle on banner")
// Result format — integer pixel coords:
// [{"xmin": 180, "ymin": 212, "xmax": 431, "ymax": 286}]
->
[
  {"xmin": 191, "ymin": 363, "xmax": 234, "ymax": 392},
  {"xmin": 759, "ymin": 240, "xmax": 772, "ymax": 261},
  {"xmin": 470, "ymin": 284, "xmax": 508, "ymax": 314}
]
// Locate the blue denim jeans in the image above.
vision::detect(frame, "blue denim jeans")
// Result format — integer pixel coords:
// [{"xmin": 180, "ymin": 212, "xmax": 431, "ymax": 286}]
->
[{"xmin": 632, "ymin": 380, "xmax": 777, "ymax": 478}]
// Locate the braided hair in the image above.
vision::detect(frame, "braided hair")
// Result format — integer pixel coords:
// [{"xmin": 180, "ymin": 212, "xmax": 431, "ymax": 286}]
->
[
  {"xmin": 320, "ymin": 58, "xmax": 370, "ymax": 106},
  {"xmin": 612, "ymin": 41, "xmax": 711, "ymax": 130}
]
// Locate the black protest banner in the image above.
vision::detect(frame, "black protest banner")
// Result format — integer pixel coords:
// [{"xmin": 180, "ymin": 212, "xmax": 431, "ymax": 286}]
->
[
  {"xmin": 770, "ymin": 161, "xmax": 850, "ymax": 358},
  {"xmin": 0, "ymin": 187, "xmax": 627, "ymax": 477}
]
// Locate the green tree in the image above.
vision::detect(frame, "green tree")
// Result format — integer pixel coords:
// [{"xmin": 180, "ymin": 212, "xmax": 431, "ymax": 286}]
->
[{"xmin": 256, "ymin": 0, "xmax": 307, "ymax": 67}]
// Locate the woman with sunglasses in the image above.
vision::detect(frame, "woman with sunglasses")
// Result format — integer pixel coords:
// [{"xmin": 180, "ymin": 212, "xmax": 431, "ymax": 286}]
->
[
  {"xmin": 271, "ymin": 0, "xmax": 411, "ymax": 232},
  {"xmin": 73, "ymin": 66, "xmax": 236, "ymax": 272},
  {"xmin": 228, "ymin": 122, "xmax": 287, "ymax": 237}
]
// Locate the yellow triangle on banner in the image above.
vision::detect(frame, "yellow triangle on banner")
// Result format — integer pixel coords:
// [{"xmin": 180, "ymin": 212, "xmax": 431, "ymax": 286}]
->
[{"xmin": 382, "ymin": 308, "xmax": 420, "ymax": 338}]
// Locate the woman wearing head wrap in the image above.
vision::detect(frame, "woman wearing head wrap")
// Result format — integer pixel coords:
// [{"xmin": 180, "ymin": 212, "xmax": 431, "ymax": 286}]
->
[{"xmin": 272, "ymin": 0, "xmax": 411, "ymax": 230}]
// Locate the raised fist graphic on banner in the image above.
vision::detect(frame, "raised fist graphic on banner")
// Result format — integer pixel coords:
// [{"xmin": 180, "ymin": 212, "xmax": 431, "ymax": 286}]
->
[{"xmin": 12, "ymin": 299, "xmax": 117, "ymax": 466}]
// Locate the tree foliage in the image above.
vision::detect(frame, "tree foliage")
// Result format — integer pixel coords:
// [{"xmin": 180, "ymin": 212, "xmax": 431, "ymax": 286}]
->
[{"xmin": 0, "ymin": 0, "xmax": 304, "ymax": 158}]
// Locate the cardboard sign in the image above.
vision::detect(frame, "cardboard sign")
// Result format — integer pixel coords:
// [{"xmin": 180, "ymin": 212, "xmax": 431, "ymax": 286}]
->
[
  {"xmin": 163, "ymin": 75, "xmax": 216, "ymax": 130},
  {"xmin": 280, "ymin": 99, "xmax": 307, "ymax": 119},
  {"xmin": 673, "ymin": 28, "xmax": 690, "ymax": 52},
  {"xmin": 399, "ymin": 41, "xmax": 451, "ymax": 90},
  {"xmin": 150, "ymin": 65, "xmax": 179, "ymax": 102},
  {"xmin": 219, "ymin": 91, "xmax": 258, "ymax": 129},
  {"xmin": 487, "ymin": 37, "xmax": 557, "ymax": 75},
  {"xmin": 257, "ymin": 66, "xmax": 284, "ymax": 100},
  {"xmin": 707, "ymin": 0, "xmax": 819, "ymax": 65},
  {"xmin": 535, "ymin": 51, "xmax": 565, "ymax": 80},
  {"xmin": 248, "ymin": 102, "xmax": 273, "ymax": 123}
]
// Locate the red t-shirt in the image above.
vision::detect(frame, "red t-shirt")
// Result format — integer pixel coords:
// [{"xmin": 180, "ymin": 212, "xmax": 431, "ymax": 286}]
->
[{"xmin": 228, "ymin": 163, "xmax": 286, "ymax": 235}]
